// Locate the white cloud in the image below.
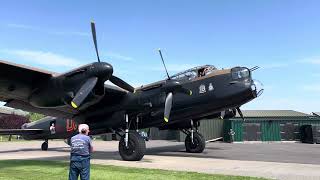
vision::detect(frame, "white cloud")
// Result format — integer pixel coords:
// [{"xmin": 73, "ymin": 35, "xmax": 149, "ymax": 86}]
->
[
  {"xmin": 103, "ymin": 52, "xmax": 134, "ymax": 62},
  {"xmin": 260, "ymin": 63, "xmax": 290, "ymax": 69},
  {"xmin": 1, "ymin": 49, "xmax": 82, "ymax": 68},
  {"xmin": 50, "ymin": 31, "xmax": 90, "ymax": 37},
  {"xmin": 312, "ymin": 73, "xmax": 320, "ymax": 77},
  {"xmin": 303, "ymin": 84, "xmax": 320, "ymax": 92},
  {"xmin": 6, "ymin": 23, "xmax": 89, "ymax": 37},
  {"xmin": 299, "ymin": 57, "xmax": 320, "ymax": 65},
  {"xmin": 7, "ymin": 23, "xmax": 35, "ymax": 30}
]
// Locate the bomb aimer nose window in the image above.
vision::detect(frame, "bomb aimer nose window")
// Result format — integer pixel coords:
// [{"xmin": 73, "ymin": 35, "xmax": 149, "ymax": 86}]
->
[{"xmin": 231, "ymin": 67, "xmax": 250, "ymax": 80}]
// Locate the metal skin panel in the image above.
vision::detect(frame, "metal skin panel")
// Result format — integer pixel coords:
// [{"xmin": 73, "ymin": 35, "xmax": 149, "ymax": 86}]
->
[
  {"xmin": 260, "ymin": 121, "xmax": 281, "ymax": 141},
  {"xmin": 231, "ymin": 120, "xmax": 243, "ymax": 142},
  {"xmin": 223, "ymin": 120, "xmax": 232, "ymax": 142}
]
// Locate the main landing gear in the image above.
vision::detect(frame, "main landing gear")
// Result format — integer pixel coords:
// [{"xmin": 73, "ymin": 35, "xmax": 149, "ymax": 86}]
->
[
  {"xmin": 119, "ymin": 131, "xmax": 146, "ymax": 161},
  {"xmin": 182, "ymin": 120, "xmax": 206, "ymax": 153},
  {"xmin": 117, "ymin": 114, "xmax": 146, "ymax": 161},
  {"xmin": 41, "ymin": 139, "xmax": 48, "ymax": 151}
]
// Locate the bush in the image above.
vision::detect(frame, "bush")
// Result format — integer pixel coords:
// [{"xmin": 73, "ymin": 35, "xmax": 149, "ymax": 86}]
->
[{"xmin": 0, "ymin": 114, "xmax": 30, "ymax": 129}]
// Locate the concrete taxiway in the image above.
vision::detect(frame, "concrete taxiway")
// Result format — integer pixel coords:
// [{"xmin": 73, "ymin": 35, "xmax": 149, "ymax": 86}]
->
[{"xmin": 0, "ymin": 140, "xmax": 320, "ymax": 180}]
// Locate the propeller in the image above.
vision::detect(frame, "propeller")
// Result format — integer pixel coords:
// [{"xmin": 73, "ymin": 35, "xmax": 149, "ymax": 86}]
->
[
  {"xmin": 164, "ymin": 92, "xmax": 173, "ymax": 123},
  {"xmin": 71, "ymin": 77, "xmax": 98, "ymax": 108},
  {"xmin": 236, "ymin": 107, "xmax": 245, "ymax": 121},
  {"xmin": 69, "ymin": 21, "xmax": 135, "ymax": 109},
  {"xmin": 162, "ymin": 80, "xmax": 192, "ymax": 123},
  {"xmin": 90, "ymin": 21, "xmax": 134, "ymax": 93},
  {"xmin": 109, "ymin": 76, "xmax": 135, "ymax": 92},
  {"xmin": 91, "ymin": 21, "xmax": 100, "ymax": 63}
]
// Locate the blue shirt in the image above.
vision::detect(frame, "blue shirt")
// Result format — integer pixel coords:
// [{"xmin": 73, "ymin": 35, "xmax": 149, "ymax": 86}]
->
[{"xmin": 70, "ymin": 134, "xmax": 92, "ymax": 161}]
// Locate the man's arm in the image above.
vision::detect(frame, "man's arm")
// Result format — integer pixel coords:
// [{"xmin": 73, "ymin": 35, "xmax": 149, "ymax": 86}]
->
[{"xmin": 89, "ymin": 138, "xmax": 94, "ymax": 153}]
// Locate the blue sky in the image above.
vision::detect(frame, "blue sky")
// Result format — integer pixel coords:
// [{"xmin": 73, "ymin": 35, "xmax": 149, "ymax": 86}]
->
[{"xmin": 0, "ymin": 0, "xmax": 319, "ymax": 113}]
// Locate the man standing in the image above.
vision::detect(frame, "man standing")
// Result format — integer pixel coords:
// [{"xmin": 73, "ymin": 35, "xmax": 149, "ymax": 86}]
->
[
  {"xmin": 69, "ymin": 124, "xmax": 93, "ymax": 180},
  {"xmin": 49, "ymin": 123, "xmax": 56, "ymax": 134}
]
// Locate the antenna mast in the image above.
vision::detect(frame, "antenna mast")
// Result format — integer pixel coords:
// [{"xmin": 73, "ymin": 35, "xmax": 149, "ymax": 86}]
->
[{"xmin": 158, "ymin": 48, "xmax": 170, "ymax": 80}]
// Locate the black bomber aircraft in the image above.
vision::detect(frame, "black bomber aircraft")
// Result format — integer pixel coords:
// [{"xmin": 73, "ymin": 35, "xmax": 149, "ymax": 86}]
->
[{"xmin": 0, "ymin": 22, "xmax": 263, "ymax": 161}]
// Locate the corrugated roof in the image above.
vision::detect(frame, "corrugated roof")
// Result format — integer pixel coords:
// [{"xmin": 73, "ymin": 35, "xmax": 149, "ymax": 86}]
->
[
  {"xmin": 235, "ymin": 110, "xmax": 311, "ymax": 118},
  {"xmin": 0, "ymin": 107, "xmax": 29, "ymax": 116}
]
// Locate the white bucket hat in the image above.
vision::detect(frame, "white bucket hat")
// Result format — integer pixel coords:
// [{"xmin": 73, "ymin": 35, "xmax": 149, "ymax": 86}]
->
[{"xmin": 78, "ymin": 124, "xmax": 89, "ymax": 133}]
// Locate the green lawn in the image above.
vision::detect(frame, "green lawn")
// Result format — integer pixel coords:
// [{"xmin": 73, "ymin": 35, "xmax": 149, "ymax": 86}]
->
[{"xmin": 0, "ymin": 160, "xmax": 267, "ymax": 180}]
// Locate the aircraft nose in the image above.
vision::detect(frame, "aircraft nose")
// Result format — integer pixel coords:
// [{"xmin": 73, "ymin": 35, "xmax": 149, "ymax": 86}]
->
[{"xmin": 251, "ymin": 79, "xmax": 264, "ymax": 97}]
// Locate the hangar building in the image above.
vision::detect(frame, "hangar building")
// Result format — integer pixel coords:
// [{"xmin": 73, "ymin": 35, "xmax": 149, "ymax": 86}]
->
[
  {"xmin": 103, "ymin": 110, "xmax": 320, "ymax": 143},
  {"xmin": 223, "ymin": 110, "xmax": 320, "ymax": 142},
  {"xmin": 149, "ymin": 118, "xmax": 224, "ymax": 142}
]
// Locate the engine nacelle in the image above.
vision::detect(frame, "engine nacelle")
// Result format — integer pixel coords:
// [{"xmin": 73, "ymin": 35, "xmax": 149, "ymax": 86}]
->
[{"xmin": 28, "ymin": 62, "xmax": 112, "ymax": 108}]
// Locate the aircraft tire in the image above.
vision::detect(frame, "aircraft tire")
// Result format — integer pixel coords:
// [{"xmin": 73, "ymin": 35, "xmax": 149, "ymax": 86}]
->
[
  {"xmin": 119, "ymin": 131, "xmax": 146, "ymax": 161},
  {"xmin": 41, "ymin": 142, "xmax": 48, "ymax": 151},
  {"xmin": 185, "ymin": 132, "xmax": 205, "ymax": 153}
]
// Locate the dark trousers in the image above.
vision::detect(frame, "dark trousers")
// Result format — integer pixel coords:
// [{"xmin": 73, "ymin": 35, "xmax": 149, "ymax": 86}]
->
[{"xmin": 69, "ymin": 158, "xmax": 90, "ymax": 180}]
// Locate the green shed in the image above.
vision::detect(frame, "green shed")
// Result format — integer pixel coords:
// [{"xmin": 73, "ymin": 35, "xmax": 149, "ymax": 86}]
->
[
  {"xmin": 149, "ymin": 118, "xmax": 224, "ymax": 142},
  {"xmin": 177, "ymin": 118, "xmax": 224, "ymax": 142},
  {"xmin": 223, "ymin": 110, "xmax": 320, "ymax": 142}
]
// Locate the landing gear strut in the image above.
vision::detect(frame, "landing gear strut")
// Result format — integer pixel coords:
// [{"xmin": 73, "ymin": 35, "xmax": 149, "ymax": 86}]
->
[
  {"xmin": 182, "ymin": 120, "xmax": 205, "ymax": 153},
  {"xmin": 117, "ymin": 114, "xmax": 146, "ymax": 161},
  {"xmin": 41, "ymin": 139, "xmax": 48, "ymax": 151}
]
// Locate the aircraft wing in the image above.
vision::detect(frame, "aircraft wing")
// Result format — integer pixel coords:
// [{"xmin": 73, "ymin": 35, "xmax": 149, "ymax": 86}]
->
[
  {"xmin": 0, "ymin": 60, "xmax": 77, "ymax": 117},
  {"xmin": 4, "ymin": 85, "xmax": 128, "ymax": 118},
  {"xmin": 0, "ymin": 59, "xmax": 56, "ymax": 101},
  {"xmin": 0, "ymin": 60, "xmax": 129, "ymax": 117},
  {"xmin": 5, "ymin": 100, "xmax": 77, "ymax": 118},
  {"xmin": 0, "ymin": 129, "xmax": 43, "ymax": 135}
]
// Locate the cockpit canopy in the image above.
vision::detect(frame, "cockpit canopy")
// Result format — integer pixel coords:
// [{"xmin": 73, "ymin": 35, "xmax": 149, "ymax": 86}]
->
[{"xmin": 169, "ymin": 65, "xmax": 217, "ymax": 81}]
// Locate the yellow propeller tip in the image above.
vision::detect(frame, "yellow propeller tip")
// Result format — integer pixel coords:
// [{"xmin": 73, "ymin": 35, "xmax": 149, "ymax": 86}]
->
[
  {"xmin": 164, "ymin": 117, "xmax": 169, "ymax": 123},
  {"xmin": 189, "ymin": 90, "xmax": 193, "ymax": 96},
  {"xmin": 71, "ymin": 102, "xmax": 78, "ymax": 109}
]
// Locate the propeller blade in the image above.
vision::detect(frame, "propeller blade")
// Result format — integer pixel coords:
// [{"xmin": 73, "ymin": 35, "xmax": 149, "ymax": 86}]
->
[
  {"xmin": 236, "ymin": 107, "xmax": 245, "ymax": 121},
  {"xmin": 109, "ymin": 75, "xmax": 135, "ymax": 93},
  {"xmin": 91, "ymin": 21, "xmax": 100, "ymax": 63},
  {"xmin": 71, "ymin": 77, "xmax": 98, "ymax": 108},
  {"xmin": 220, "ymin": 111, "xmax": 225, "ymax": 119},
  {"xmin": 164, "ymin": 92, "xmax": 173, "ymax": 123}
]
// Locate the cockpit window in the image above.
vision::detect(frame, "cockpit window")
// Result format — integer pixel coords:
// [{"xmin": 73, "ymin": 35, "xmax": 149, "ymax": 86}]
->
[
  {"xmin": 231, "ymin": 67, "xmax": 250, "ymax": 80},
  {"xmin": 171, "ymin": 70, "xmax": 197, "ymax": 80},
  {"xmin": 203, "ymin": 66, "xmax": 215, "ymax": 75},
  {"xmin": 170, "ymin": 65, "xmax": 217, "ymax": 81}
]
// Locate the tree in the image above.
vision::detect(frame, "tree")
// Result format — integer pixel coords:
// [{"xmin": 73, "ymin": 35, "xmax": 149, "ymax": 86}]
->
[
  {"xmin": 27, "ymin": 112, "xmax": 46, "ymax": 122},
  {"xmin": 0, "ymin": 114, "xmax": 30, "ymax": 129},
  {"xmin": 0, "ymin": 114, "xmax": 30, "ymax": 141}
]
